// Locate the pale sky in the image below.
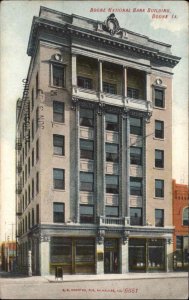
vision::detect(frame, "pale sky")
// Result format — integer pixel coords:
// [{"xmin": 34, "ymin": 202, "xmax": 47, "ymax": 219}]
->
[{"xmin": 0, "ymin": 1, "xmax": 188, "ymax": 241}]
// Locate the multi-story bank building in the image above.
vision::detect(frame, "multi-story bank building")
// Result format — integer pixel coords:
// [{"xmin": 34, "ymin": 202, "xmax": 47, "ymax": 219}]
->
[{"xmin": 15, "ymin": 7, "xmax": 180, "ymax": 275}]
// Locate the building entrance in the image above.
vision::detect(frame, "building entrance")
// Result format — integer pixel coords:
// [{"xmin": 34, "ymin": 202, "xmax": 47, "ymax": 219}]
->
[{"xmin": 104, "ymin": 239, "xmax": 119, "ymax": 273}]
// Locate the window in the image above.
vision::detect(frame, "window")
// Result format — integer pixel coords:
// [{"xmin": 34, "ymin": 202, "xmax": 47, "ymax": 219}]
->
[
  {"xmin": 36, "ymin": 107, "xmax": 39, "ymax": 131},
  {"xmin": 36, "ymin": 172, "xmax": 39, "ymax": 194},
  {"xmin": 32, "ymin": 149, "xmax": 34, "ymax": 167},
  {"xmin": 155, "ymin": 209, "xmax": 164, "ymax": 227},
  {"xmin": 106, "ymin": 143, "xmax": 119, "ymax": 163},
  {"xmin": 103, "ymin": 82, "xmax": 117, "ymax": 94},
  {"xmin": 52, "ymin": 65, "xmax": 64, "ymax": 87},
  {"xmin": 80, "ymin": 205, "xmax": 94, "ymax": 223},
  {"xmin": 25, "ymin": 190, "xmax": 27, "ymax": 208},
  {"xmin": 80, "ymin": 108, "xmax": 94, "ymax": 127},
  {"xmin": 183, "ymin": 207, "xmax": 189, "ymax": 226},
  {"xmin": 53, "ymin": 202, "xmax": 65, "ymax": 223},
  {"xmin": 176, "ymin": 236, "xmax": 189, "ymax": 268},
  {"xmin": 31, "ymin": 119, "xmax": 34, "ymax": 141},
  {"xmin": 106, "ymin": 175, "xmax": 119, "ymax": 194},
  {"xmin": 22, "ymin": 196, "xmax": 24, "ymax": 212},
  {"xmin": 32, "ymin": 179, "xmax": 34, "ymax": 199},
  {"xmin": 155, "ymin": 179, "xmax": 164, "ymax": 197},
  {"xmin": 105, "ymin": 113, "xmax": 119, "ymax": 132},
  {"xmin": 36, "ymin": 204, "xmax": 39, "ymax": 224},
  {"xmin": 31, "ymin": 89, "xmax": 34, "ymax": 111},
  {"xmin": 25, "ymin": 216, "xmax": 27, "ymax": 233},
  {"xmin": 36, "ymin": 139, "xmax": 39, "ymax": 161},
  {"xmin": 155, "ymin": 120, "xmax": 164, "ymax": 139},
  {"xmin": 80, "ymin": 172, "xmax": 94, "ymax": 192},
  {"xmin": 28, "ymin": 157, "xmax": 30, "ymax": 176},
  {"xmin": 127, "ymin": 87, "xmax": 139, "ymax": 99},
  {"xmin": 28, "ymin": 212, "xmax": 31, "ymax": 230},
  {"xmin": 130, "ymin": 117, "xmax": 142, "ymax": 135},
  {"xmin": 53, "ymin": 135, "xmax": 65, "ymax": 155},
  {"xmin": 25, "ymin": 165, "xmax": 27, "ymax": 182},
  {"xmin": 105, "ymin": 206, "xmax": 119, "ymax": 217},
  {"xmin": 36, "ymin": 73, "xmax": 39, "ymax": 97},
  {"xmin": 77, "ymin": 76, "xmax": 92, "ymax": 89},
  {"xmin": 130, "ymin": 177, "xmax": 142, "ymax": 196},
  {"xmin": 155, "ymin": 89, "xmax": 164, "ymax": 108},
  {"xmin": 155, "ymin": 150, "xmax": 164, "ymax": 168},
  {"xmin": 32, "ymin": 209, "xmax": 34, "ymax": 226},
  {"xmin": 28, "ymin": 185, "xmax": 30, "ymax": 203},
  {"xmin": 130, "ymin": 208, "xmax": 142, "ymax": 225},
  {"xmin": 130, "ymin": 147, "xmax": 142, "ymax": 165},
  {"xmin": 53, "ymin": 101, "xmax": 64, "ymax": 123},
  {"xmin": 53, "ymin": 169, "xmax": 65, "ymax": 190},
  {"xmin": 80, "ymin": 139, "xmax": 94, "ymax": 160}
]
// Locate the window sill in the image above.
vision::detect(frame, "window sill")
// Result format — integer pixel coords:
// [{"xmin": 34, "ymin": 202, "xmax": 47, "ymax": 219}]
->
[
  {"xmin": 53, "ymin": 189, "xmax": 65, "ymax": 192},
  {"xmin": 154, "ymin": 106, "xmax": 166, "ymax": 110},
  {"xmin": 153, "ymin": 137, "xmax": 165, "ymax": 141},
  {"xmin": 52, "ymin": 121, "xmax": 65, "ymax": 126},
  {"xmin": 49, "ymin": 85, "xmax": 66, "ymax": 90},
  {"xmin": 153, "ymin": 167, "xmax": 164, "ymax": 170},
  {"xmin": 53, "ymin": 154, "xmax": 65, "ymax": 158},
  {"xmin": 153, "ymin": 197, "xmax": 164, "ymax": 200}
]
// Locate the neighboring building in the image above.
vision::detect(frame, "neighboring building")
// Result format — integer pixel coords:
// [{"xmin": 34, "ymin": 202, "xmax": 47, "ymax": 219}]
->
[
  {"xmin": 172, "ymin": 180, "xmax": 189, "ymax": 271},
  {"xmin": 15, "ymin": 7, "xmax": 180, "ymax": 275},
  {"xmin": 1, "ymin": 241, "xmax": 16, "ymax": 272}
]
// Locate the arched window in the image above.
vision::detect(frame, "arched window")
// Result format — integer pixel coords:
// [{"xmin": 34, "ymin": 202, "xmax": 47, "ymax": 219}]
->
[{"xmin": 183, "ymin": 207, "xmax": 189, "ymax": 226}]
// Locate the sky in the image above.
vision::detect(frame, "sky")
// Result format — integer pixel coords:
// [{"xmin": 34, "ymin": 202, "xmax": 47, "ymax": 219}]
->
[{"xmin": 0, "ymin": 0, "xmax": 188, "ymax": 242}]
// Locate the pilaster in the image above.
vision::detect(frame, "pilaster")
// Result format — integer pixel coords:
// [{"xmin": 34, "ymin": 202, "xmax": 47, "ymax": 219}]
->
[
  {"xmin": 72, "ymin": 54, "xmax": 77, "ymax": 87},
  {"xmin": 96, "ymin": 229, "xmax": 105, "ymax": 274},
  {"xmin": 166, "ymin": 237, "xmax": 174, "ymax": 272},
  {"xmin": 126, "ymin": 114, "xmax": 130, "ymax": 218},
  {"xmin": 39, "ymin": 235, "xmax": 50, "ymax": 276},
  {"xmin": 120, "ymin": 230, "xmax": 129, "ymax": 273}
]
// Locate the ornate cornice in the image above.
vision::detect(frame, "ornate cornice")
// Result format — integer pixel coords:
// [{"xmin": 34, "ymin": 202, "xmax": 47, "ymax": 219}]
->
[{"xmin": 27, "ymin": 17, "xmax": 180, "ymax": 68}]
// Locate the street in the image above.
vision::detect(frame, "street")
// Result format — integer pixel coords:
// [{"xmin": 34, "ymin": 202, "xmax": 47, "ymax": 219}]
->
[{"xmin": 0, "ymin": 272, "xmax": 188, "ymax": 299}]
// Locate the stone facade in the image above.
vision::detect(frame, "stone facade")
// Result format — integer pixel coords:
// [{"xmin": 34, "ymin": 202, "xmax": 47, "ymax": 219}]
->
[{"xmin": 15, "ymin": 7, "xmax": 180, "ymax": 275}]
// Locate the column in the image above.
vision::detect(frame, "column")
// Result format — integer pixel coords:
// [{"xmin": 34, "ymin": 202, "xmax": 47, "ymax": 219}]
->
[
  {"xmin": 146, "ymin": 72, "xmax": 151, "ymax": 101},
  {"xmin": 120, "ymin": 231, "xmax": 129, "ymax": 273},
  {"xmin": 121, "ymin": 113, "xmax": 127, "ymax": 217},
  {"xmin": 123, "ymin": 66, "xmax": 128, "ymax": 98},
  {"xmin": 142, "ymin": 119, "xmax": 147, "ymax": 226},
  {"xmin": 126, "ymin": 115, "xmax": 130, "ymax": 218},
  {"xmin": 98, "ymin": 60, "xmax": 103, "ymax": 93},
  {"xmin": 75, "ymin": 103, "xmax": 80, "ymax": 222},
  {"xmin": 96, "ymin": 230, "xmax": 105, "ymax": 274},
  {"xmin": 39, "ymin": 235, "xmax": 50, "ymax": 276},
  {"xmin": 72, "ymin": 54, "xmax": 77, "ymax": 87},
  {"xmin": 166, "ymin": 237, "xmax": 174, "ymax": 272},
  {"xmin": 96, "ymin": 106, "xmax": 105, "ymax": 217}
]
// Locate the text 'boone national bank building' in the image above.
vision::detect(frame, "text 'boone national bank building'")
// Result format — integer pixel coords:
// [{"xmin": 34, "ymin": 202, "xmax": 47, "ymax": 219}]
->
[{"xmin": 15, "ymin": 7, "xmax": 180, "ymax": 275}]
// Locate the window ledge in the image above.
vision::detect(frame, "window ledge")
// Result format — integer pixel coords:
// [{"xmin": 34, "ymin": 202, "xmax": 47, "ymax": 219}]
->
[
  {"xmin": 153, "ymin": 167, "xmax": 164, "ymax": 170},
  {"xmin": 154, "ymin": 106, "xmax": 166, "ymax": 110},
  {"xmin": 49, "ymin": 85, "xmax": 66, "ymax": 89},
  {"xmin": 153, "ymin": 137, "xmax": 165, "ymax": 141},
  {"xmin": 53, "ymin": 154, "xmax": 65, "ymax": 158},
  {"xmin": 52, "ymin": 121, "xmax": 65, "ymax": 125},
  {"xmin": 153, "ymin": 197, "xmax": 164, "ymax": 200},
  {"xmin": 53, "ymin": 189, "xmax": 66, "ymax": 192}
]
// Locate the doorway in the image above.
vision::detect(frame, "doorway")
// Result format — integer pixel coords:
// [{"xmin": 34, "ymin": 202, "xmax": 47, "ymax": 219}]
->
[{"xmin": 104, "ymin": 238, "xmax": 119, "ymax": 273}]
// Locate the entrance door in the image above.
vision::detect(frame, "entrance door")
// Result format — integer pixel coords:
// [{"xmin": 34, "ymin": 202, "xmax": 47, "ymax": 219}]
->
[{"xmin": 104, "ymin": 239, "xmax": 119, "ymax": 273}]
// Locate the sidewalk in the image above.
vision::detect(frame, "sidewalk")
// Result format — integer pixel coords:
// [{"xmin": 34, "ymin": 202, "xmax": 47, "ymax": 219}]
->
[
  {"xmin": 44, "ymin": 271, "xmax": 188, "ymax": 283},
  {"xmin": 1, "ymin": 270, "xmax": 188, "ymax": 283}
]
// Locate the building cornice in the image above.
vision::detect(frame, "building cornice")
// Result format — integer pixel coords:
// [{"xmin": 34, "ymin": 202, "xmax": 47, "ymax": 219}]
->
[{"xmin": 27, "ymin": 16, "xmax": 180, "ymax": 69}]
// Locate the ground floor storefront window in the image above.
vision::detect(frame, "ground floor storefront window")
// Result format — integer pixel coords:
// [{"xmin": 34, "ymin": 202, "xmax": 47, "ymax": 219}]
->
[
  {"xmin": 175, "ymin": 236, "xmax": 189, "ymax": 270},
  {"xmin": 50, "ymin": 237, "xmax": 95, "ymax": 274},
  {"xmin": 129, "ymin": 238, "xmax": 165, "ymax": 272}
]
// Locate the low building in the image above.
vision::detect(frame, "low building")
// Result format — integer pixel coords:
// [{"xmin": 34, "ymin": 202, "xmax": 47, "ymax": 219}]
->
[{"xmin": 172, "ymin": 180, "xmax": 189, "ymax": 271}]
